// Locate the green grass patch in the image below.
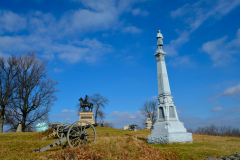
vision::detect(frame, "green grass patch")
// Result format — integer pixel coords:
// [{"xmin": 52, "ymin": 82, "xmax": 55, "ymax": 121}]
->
[{"xmin": 0, "ymin": 127, "xmax": 240, "ymax": 159}]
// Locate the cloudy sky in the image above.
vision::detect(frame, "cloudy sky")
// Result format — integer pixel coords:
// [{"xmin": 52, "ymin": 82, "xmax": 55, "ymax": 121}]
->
[{"xmin": 1, "ymin": 0, "xmax": 240, "ymax": 131}]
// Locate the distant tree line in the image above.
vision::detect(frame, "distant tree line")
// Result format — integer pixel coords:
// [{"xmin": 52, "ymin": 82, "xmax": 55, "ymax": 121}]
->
[{"xmin": 188, "ymin": 124, "xmax": 240, "ymax": 137}]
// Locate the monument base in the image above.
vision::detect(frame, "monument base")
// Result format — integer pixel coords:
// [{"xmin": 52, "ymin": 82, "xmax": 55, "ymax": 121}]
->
[
  {"xmin": 79, "ymin": 112, "xmax": 95, "ymax": 125},
  {"xmin": 147, "ymin": 132, "xmax": 193, "ymax": 143},
  {"xmin": 147, "ymin": 120, "xmax": 193, "ymax": 143}
]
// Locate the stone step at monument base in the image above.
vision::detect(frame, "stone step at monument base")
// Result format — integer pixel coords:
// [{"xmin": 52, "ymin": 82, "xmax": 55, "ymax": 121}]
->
[{"xmin": 147, "ymin": 132, "xmax": 193, "ymax": 143}]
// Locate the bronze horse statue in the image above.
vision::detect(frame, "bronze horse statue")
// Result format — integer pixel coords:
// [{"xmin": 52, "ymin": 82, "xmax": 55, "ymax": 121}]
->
[{"xmin": 79, "ymin": 95, "xmax": 93, "ymax": 112}]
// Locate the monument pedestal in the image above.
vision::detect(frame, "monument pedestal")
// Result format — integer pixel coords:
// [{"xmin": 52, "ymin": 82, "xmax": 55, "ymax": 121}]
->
[
  {"xmin": 79, "ymin": 112, "xmax": 95, "ymax": 125},
  {"xmin": 147, "ymin": 121, "xmax": 192, "ymax": 143}
]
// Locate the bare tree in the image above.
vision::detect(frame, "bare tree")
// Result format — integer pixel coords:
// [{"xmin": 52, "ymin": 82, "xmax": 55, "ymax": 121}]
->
[
  {"xmin": 0, "ymin": 55, "xmax": 20, "ymax": 133},
  {"xmin": 5, "ymin": 51, "xmax": 59, "ymax": 132},
  {"xmin": 98, "ymin": 120, "xmax": 114, "ymax": 128},
  {"xmin": 89, "ymin": 93, "xmax": 108, "ymax": 124},
  {"xmin": 139, "ymin": 101, "xmax": 157, "ymax": 125}
]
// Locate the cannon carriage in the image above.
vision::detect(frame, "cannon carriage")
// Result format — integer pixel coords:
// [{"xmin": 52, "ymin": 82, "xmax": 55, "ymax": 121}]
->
[
  {"xmin": 32, "ymin": 120, "xmax": 97, "ymax": 152},
  {"xmin": 128, "ymin": 124, "xmax": 139, "ymax": 131},
  {"xmin": 40, "ymin": 122, "xmax": 71, "ymax": 140}
]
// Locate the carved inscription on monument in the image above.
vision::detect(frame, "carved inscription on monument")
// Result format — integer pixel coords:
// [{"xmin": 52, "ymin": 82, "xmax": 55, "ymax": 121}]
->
[{"xmin": 81, "ymin": 116, "xmax": 92, "ymax": 119}]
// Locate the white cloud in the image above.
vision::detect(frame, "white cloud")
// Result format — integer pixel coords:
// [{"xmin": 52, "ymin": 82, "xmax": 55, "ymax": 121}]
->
[
  {"xmin": 122, "ymin": 26, "xmax": 142, "ymax": 34},
  {"xmin": 167, "ymin": 0, "xmax": 240, "ymax": 57},
  {"xmin": 202, "ymin": 29, "xmax": 240, "ymax": 67},
  {"xmin": 0, "ymin": 0, "xmax": 145, "ymax": 64},
  {"xmin": 62, "ymin": 0, "xmax": 143, "ymax": 35},
  {"xmin": 170, "ymin": 0, "xmax": 240, "ymax": 32},
  {"xmin": 131, "ymin": 8, "xmax": 148, "ymax": 16},
  {"xmin": 53, "ymin": 68, "xmax": 63, "ymax": 73},
  {"xmin": 163, "ymin": 30, "xmax": 189, "ymax": 56},
  {"xmin": 177, "ymin": 109, "xmax": 181, "ymax": 114},
  {"xmin": 65, "ymin": 118, "xmax": 71, "ymax": 121},
  {"xmin": 59, "ymin": 9, "xmax": 117, "ymax": 35},
  {"xmin": 224, "ymin": 106, "xmax": 240, "ymax": 113},
  {"xmin": 0, "ymin": 10, "xmax": 27, "ymax": 33},
  {"xmin": 53, "ymin": 109, "xmax": 77, "ymax": 121},
  {"xmin": 151, "ymin": 96, "xmax": 158, "ymax": 100},
  {"xmin": 62, "ymin": 109, "xmax": 68, "ymax": 113},
  {"xmin": 211, "ymin": 107, "xmax": 223, "ymax": 112},
  {"xmin": 0, "ymin": 35, "xmax": 113, "ymax": 64},
  {"xmin": 169, "ymin": 55, "xmax": 194, "ymax": 67},
  {"xmin": 107, "ymin": 111, "xmax": 145, "ymax": 128},
  {"xmin": 0, "ymin": 51, "xmax": 11, "ymax": 59},
  {"xmin": 222, "ymin": 84, "xmax": 240, "ymax": 96},
  {"xmin": 69, "ymin": 110, "xmax": 75, "ymax": 113}
]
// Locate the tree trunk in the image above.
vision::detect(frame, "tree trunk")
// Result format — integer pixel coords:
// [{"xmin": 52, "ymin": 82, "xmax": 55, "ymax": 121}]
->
[
  {"xmin": 95, "ymin": 108, "xmax": 99, "ymax": 124},
  {"xmin": 0, "ymin": 106, "xmax": 5, "ymax": 133},
  {"xmin": 21, "ymin": 114, "xmax": 26, "ymax": 132}
]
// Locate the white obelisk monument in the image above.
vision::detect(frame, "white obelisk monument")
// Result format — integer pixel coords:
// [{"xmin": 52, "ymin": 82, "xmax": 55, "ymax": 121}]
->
[{"xmin": 147, "ymin": 30, "xmax": 193, "ymax": 143}]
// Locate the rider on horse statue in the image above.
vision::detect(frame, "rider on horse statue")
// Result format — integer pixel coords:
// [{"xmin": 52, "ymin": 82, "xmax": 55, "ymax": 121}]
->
[{"xmin": 79, "ymin": 95, "xmax": 93, "ymax": 112}]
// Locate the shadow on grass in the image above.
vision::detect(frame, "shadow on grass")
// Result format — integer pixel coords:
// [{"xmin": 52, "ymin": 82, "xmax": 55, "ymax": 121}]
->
[{"xmin": 137, "ymin": 137, "xmax": 147, "ymax": 143}]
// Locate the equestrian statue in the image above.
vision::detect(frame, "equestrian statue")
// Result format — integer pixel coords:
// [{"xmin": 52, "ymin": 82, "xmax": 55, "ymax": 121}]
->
[{"xmin": 79, "ymin": 95, "xmax": 93, "ymax": 112}]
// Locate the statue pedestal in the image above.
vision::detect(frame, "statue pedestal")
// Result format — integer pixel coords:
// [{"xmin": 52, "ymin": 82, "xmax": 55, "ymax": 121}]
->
[{"xmin": 79, "ymin": 112, "xmax": 95, "ymax": 125}]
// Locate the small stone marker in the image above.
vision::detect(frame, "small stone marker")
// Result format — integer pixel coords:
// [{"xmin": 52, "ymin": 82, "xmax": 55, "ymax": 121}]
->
[
  {"xmin": 145, "ymin": 118, "xmax": 152, "ymax": 130},
  {"xmin": 16, "ymin": 123, "xmax": 22, "ymax": 132},
  {"xmin": 123, "ymin": 126, "xmax": 129, "ymax": 130}
]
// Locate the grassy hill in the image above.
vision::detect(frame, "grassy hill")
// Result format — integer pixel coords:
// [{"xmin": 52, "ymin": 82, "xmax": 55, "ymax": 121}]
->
[{"xmin": 0, "ymin": 127, "xmax": 240, "ymax": 160}]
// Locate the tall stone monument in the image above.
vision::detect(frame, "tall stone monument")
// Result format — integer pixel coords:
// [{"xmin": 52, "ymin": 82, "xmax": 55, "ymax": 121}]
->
[{"xmin": 147, "ymin": 30, "xmax": 193, "ymax": 143}]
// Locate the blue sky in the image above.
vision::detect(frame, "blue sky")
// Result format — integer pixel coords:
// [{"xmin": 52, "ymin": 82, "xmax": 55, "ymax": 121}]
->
[{"xmin": 1, "ymin": 0, "xmax": 240, "ymax": 131}]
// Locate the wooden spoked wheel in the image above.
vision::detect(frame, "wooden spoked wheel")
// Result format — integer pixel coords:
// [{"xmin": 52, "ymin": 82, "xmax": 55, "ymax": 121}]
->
[
  {"xmin": 57, "ymin": 122, "xmax": 70, "ymax": 138},
  {"xmin": 67, "ymin": 121, "xmax": 97, "ymax": 148}
]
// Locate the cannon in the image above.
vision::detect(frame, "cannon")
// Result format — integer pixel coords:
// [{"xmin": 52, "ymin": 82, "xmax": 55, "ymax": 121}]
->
[
  {"xmin": 40, "ymin": 122, "xmax": 71, "ymax": 140},
  {"xmin": 31, "ymin": 121, "xmax": 97, "ymax": 152},
  {"xmin": 56, "ymin": 122, "xmax": 71, "ymax": 138},
  {"xmin": 40, "ymin": 122, "xmax": 61, "ymax": 140},
  {"xmin": 128, "ymin": 124, "xmax": 138, "ymax": 131}
]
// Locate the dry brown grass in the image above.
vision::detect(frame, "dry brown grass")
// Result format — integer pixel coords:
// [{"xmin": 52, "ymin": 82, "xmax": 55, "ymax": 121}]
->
[
  {"xmin": 1, "ymin": 127, "xmax": 240, "ymax": 160},
  {"xmin": 45, "ymin": 136, "xmax": 178, "ymax": 160}
]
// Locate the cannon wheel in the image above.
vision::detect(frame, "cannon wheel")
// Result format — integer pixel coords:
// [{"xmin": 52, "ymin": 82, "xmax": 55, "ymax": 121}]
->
[
  {"xmin": 67, "ymin": 121, "xmax": 97, "ymax": 148},
  {"xmin": 57, "ymin": 122, "xmax": 70, "ymax": 138}
]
